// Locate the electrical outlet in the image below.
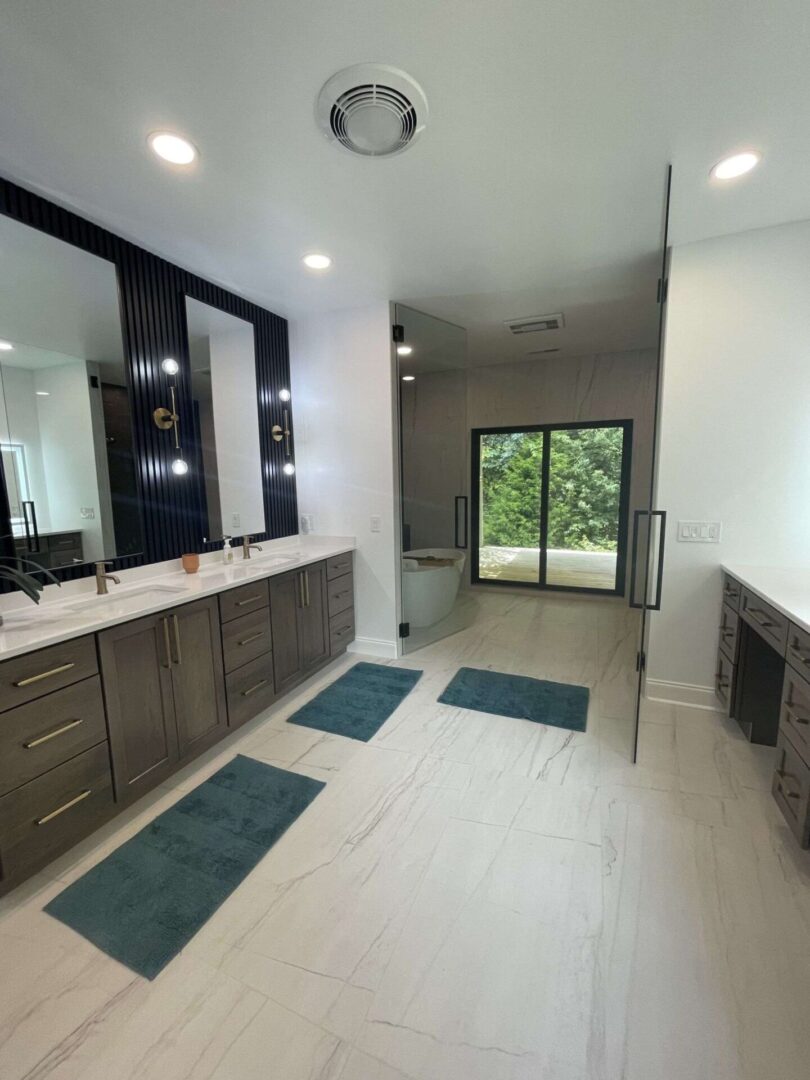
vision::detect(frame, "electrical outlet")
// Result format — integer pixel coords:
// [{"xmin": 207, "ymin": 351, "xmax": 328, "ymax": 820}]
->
[
  {"xmin": 80, "ymin": 507, "xmax": 95, "ymax": 519},
  {"xmin": 677, "ymin": 520, "xmax": 721, "ymax": 543},
  {"xmin": 370, "ymin": 515, "xmax": 381, "ymax": 533},
  {"xmin": 231, "ymin": 512, "xmax": 240, "ymax": 530}
]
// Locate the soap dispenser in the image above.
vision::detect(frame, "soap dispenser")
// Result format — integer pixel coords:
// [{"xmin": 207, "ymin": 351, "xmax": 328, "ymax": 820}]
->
[{"xmin": 222, "ymin": 535, "xmax": 234, "ymax": 565}]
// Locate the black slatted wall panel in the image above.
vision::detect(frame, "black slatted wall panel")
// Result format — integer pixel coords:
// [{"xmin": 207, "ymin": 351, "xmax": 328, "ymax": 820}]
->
[{"xmin": 0, "ymin": 175, "xmax": 298, "ymax": 586}]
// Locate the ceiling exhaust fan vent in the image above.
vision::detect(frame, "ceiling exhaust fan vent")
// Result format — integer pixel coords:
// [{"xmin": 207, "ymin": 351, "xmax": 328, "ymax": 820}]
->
[
  {"xmin": 316, "ymin": 64, "xmax": 428, "ymax": 157},
  {"xmin": 504, "ymin": 313, "xmax": 565, "ymax": 335}
]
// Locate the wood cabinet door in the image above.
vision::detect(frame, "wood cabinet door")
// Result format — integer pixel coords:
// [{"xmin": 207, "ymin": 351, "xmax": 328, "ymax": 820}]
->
[
  {"xmin": 98, "ymin": 613, "xmax": 179, "ymax": 805},
  {"xmin": 269, "ymin": 569, "xmax": 303, "ymax": 694},
  {"xmin": 300, "ymin": 562, "xmax": 329, "ymax": 671},
  {"xmin": 169, "ymin": 596, "xmax": 228, "ymax": 760}
]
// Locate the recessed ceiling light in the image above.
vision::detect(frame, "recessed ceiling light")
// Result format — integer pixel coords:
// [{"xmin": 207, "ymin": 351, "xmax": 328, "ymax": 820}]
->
[
  {"xmin": 148, "ymin": 131, "xmax": 198, "ymax": 166},
  {"xmin": 397, "ymin": 345, "xmax": 413, "ymax": 356},
  {"xmin": 35, "ymin": 391, "xmax": 50, "ymax": 397},
  {"xmin": 402, "ymin": 375, "xmax": 415, "ymax": 382},
  {"xmin": 711, "ymin": 150, "xmax": 761, "ymax": 181},
  {"xmin": 0, "ymin": 340, "xmax": 13, "ymax": 351},
  {"xmin": 302, "ymin": 253, "xmax": 332, "ymax": 271},
  {"xmin": 161, "ymin": 357, "xmax": 180, "ymax": 376}
]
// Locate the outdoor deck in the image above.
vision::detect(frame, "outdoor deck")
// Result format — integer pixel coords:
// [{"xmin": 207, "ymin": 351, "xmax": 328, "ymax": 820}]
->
[{"xmin": 478, "ymin": 546, "xmax": 618, "ymax": 590}]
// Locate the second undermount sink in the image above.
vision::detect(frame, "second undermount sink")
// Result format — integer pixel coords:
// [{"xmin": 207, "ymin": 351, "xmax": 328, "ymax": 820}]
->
[
  {"xmin": 64, "ymin": 583, "xmax": 188, "ymax": 613},
  {"xmin": 197, "ymin": 553, "xmax": 299, "ymax": 576}
]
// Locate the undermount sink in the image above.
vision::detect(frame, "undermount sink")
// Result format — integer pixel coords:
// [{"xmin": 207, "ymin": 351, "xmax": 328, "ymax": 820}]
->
[
  {"xmin": 197, "ymin": 554, "xmax": 299, "ymax": 576},
  {"xmin": 64, "ymin": 583, "xmax": 187, "ymax": 613}
]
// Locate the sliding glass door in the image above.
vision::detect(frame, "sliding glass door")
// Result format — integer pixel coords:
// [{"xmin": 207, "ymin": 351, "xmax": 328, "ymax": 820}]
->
[{"xmin": 472, "ymin": 420, "xmax": 632, "ymax": 595}]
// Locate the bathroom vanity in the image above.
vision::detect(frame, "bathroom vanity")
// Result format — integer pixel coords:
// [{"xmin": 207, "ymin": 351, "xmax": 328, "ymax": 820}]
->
[
  {"xmin": 716, "ymin": 565, "xmax": 810, "ymax": 847},
  {"xmin": 0, "ymin": 541, "xmax": 355, "ymax": 895}
]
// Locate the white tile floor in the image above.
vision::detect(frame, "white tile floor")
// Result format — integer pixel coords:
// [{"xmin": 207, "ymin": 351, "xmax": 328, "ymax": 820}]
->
[{"xmin": 1, "ymin": 591, "xmax": 809, "ymax": 1079}]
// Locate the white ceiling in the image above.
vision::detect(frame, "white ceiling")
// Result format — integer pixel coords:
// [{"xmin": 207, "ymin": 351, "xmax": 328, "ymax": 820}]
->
[{"xmin": 1, "ymin": 0, "xmax": 809, "ymax": 366}]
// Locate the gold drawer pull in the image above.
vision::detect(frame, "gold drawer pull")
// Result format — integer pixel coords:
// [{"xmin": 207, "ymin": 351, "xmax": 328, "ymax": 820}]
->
[
  {"xmin": 776, "ymin": 771, "xmax": 802, "ymax": 800},
  {"xmin": 238, "ymin": 631, "xmax": 265, "ymax": 646},
  {"xmin": 784, "ymin": 704, "xmax": 810, "ymax": 727},
  {"xmin": 36, "ymin": 789, "xmax": 92, "ymax": 825},
  {"xmin": 14, "ymin": 662, "xmax": 76, "ymax": 688},
  {"xmin": 335, "ymin": 624, "xmax": 352, "ymax": 636},
  {"xmin": 24, "ymin": 718, "xmax": 84, "ymax": 749},
  {"xmin": 790, "ymin": 644, "xmax": 810, "ymax": 665},
  {"xmin": 333, "ymin": 590, "xmax": 350, "ymax": 600},
  {"xmin": 241, "ymin": 678, "xmax": 269, "ymax": 697},
  {"xmin": 235, "ymin": 594, "xmax": 262, "ymax": 607},
  {"xmin": 747, "ymin": 607, "xmax": 776, "ymax": 628}
]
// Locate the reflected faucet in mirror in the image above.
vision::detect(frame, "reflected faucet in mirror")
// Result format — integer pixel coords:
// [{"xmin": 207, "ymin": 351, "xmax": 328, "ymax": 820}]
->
[{"xmin": 95, "ymin": 560, "xmax": 121, "ymax": 595}]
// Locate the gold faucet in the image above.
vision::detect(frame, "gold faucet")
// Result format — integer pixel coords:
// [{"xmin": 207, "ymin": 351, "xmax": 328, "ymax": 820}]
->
[
  {"xmin": 242, "ymin": 536, "xmax": 263, "ymax": 560},
  {"xmin": 95, "ymin": 561, "xmax": 121, "ymax": 595}
]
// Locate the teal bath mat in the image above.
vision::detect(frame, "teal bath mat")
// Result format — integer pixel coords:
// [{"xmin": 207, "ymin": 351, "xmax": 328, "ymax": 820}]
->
[
  {"xmin": 288, "ymin": 661, "xmax": 422, "ymax": 741},
  {"xmin": 45, "ymin": 755, "xmax": 324, "ymax": 979},
  {"xmin": 438, "ymin": 667, "xmax": 589, "ymax": 731}
]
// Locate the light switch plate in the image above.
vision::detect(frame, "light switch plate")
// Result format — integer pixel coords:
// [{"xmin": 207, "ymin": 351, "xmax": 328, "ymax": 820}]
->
[
  {"xmin": 231, "ymin": 512, "xmax": 240, "ymax": 529},
  {"xmin": 370, "ymin": 515, "xmax": 381, "ymax": 533},
  {"xmin": 677, "ymin": 520, "xmax": 721, "ymax": 543}
]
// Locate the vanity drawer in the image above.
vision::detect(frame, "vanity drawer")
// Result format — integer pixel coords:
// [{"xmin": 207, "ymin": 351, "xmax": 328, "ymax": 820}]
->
[
  {"xmin": 225, "ymin": 652, "xmax": 275, "ymax": 729},
  {"xmin": 329, "ymin": 609, "xmax": 355, "ymax": 655},
  {"xmin": 740, "ymin": 588, "xmax": 788, "ymax": 654},
  {"xmin": 0, "ymin": 676, "xmax": 108, "ymax": 798},
  {"xmin": 0, "ymin": 742, "xmax": 114, "ymax": 887},
  {"xmin": 715, "ymin": 647, "xmax": 735, "ymax": 711},
  {"xmin": 718, "ymin": 603, "xmax": 739, "ymax": 662},
  {"xmin": 772, "ymin": 731, "xmax": 810, "ymax": 848},
  {"xmin": 219, "ymin": 580, "xmax": 269, "ymax": 624},
  {"xmin": 780, "ymin": 665, "xmax": 810, "ymax": 768},
  {"xmin": 0, "ymin": 636, "xmax": 98, "ymax": 713},
  {"xmin": 327, "ymin": 571, "xmax": 354, "ymax": 618},
  {"xmin": 326, "ymin": 552, "xmax": 353, "ymax": 581},
  {"xmin": 722, "ymin": 573, "xmax": 741, "ymax": 611},
  {"xmin": 221, "ymin": 606, "xmax": 272, "ymax": 674},
  {"xmin": 786, "ymin": 622, "xmax": 810, "ymax": 680}
]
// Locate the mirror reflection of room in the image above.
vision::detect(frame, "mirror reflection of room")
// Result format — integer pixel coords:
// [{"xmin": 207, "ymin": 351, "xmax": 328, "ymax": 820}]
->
[
  {"xmin": 0, "ymin": 214, "xmax": 141, "ymax": 571},
  {"xmin": 185, "ymin": 297, "xmax": 265, "ymax": 542}
]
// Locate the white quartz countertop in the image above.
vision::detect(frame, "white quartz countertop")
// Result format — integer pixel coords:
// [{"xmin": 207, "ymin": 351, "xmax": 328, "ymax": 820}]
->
[
  {"xmin": 722, "ymin": 563, "xmax": 810, "ymax": 634},
  {"xmin": 0, "ymin": 536, "xmax": 355, "ymax": 661}
]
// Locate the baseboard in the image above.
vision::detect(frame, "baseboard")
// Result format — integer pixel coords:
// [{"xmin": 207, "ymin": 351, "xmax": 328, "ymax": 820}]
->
[
  {"xmin": 348, "ymin": 637, "xmax": 399, "ymax": 659},
  {"xmin": 645, "ymin": 678, "xmax": 722, "ymax": 711}
]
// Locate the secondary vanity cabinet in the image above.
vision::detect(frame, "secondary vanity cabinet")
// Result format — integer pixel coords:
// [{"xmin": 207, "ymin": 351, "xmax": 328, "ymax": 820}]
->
[
  {"xmin": 220, "ymin": 580, "xmax": 275, "ymax": 730},
  {"xmin": 269, "ymin": 563, "xmax": 330, "ymax": 695},
  {"xmin": 98, "ymin": 595, "xmax": 227, "ymax": 805}
]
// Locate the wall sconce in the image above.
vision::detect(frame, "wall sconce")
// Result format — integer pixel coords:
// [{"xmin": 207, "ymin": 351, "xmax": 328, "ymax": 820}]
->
[
  {"xmin": 272, "ymin": 393, "xmax": 295, "ymax": 476},
  {"xmin": 154, "ymin": 360, "xmax": 188, "ymax": 476}
]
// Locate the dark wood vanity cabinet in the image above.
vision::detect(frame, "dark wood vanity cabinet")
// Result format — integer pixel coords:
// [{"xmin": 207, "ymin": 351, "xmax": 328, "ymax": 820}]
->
[
  {"xmin": 269, "ymin": 563, "xmax": 330, "ymax": 695},
  {"xmin": 98, "ymin": 596, "xmax": 226, "ymax": 805}
]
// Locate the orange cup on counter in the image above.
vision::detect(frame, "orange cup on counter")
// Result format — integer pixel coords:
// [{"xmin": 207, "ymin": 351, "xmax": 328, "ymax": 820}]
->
[{"xmin": 181, "ymin": 553, "xmax": 200, "ymax": 574}]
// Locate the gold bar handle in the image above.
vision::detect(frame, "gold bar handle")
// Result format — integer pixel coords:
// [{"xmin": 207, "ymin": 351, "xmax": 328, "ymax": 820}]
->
[
  {"xmin": 14, "ymin": 662, "xmax": 76, "ymax": 688},
  {"xmin": 36, "ymin": 789, "xmax": 92, "ymax": 826},
  {"xmin": 238, "ymin": 631, "xmax": 265, "ymax": 646},
  {"xmin": 304, "ymin": 570, "xmax": 310, "ymax": 607},
  {"xmin": 24, "ymin": 718, "xmax": 84, "ymax": 749},
  {"xmin": 235, "ymin": 594, "xmax": 262, "ymax": 607},
  {"xmin": 172, "ymin": 614, "xmax": 182, "ymax": 665},
  {"xmin": 162, "ymin": 617, "xmax": 172, "ymax": 669},
  {"xmin": 784, "ymin": 704, "xmax": 810, "ymax": 727},
  {"xmin": 242, "ymin": 678, "xmax": 269, "ymax": 697},
  {"xmin": 776, "ymin": 771, "xmax": 802, "ymax": 800},
  {"xmin": 298, "ymin": 572, "xmax": 304, "ymax": 608}
]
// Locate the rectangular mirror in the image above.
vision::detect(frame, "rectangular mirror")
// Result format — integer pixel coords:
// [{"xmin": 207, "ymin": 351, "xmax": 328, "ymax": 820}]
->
[
  {"xmin": 185, "ymin": 297, "xmax": 265, "ymax": 541},
  {"xmin": 0, "ymin": 213, "xmax": 142, "ymax": 572}
]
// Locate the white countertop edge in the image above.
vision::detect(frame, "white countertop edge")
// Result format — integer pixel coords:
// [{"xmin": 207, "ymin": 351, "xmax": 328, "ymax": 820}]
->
[
  {"xmin": 0, "ymin": 535, "xmax": 356, "ymax": 661},
  {"xmin": 722, "ymin": 563, "xmax": 810, "ymax": 635}
]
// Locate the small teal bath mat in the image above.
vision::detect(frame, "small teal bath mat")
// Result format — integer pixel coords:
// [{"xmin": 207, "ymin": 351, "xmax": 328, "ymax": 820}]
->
[
  {"xmin": 438, "ymin": 667, "xmax": 589, "ymax": 731},
  {"xmin": 288, "ymin": 661, "xmax": 422, "ymax": 741},
  {"xmin": 45, "ymin": 755, "xmax": 324, "ymax": 979}
]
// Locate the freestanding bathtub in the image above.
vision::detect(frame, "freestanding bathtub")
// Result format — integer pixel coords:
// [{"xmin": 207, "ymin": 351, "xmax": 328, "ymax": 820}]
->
[{"xmin": 402, "ymin": 548, "xmax": 466, "ymax": 628}]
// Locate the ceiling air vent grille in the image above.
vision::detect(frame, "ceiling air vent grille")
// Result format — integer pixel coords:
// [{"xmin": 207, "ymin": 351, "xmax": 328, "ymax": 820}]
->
[
  {"xmin": 317, "ymin": 65, "xmax": 429, "ymax": 158},
  {"xmin": 504, "ymin": 313, "xmax": 565, "ymax": 335}
]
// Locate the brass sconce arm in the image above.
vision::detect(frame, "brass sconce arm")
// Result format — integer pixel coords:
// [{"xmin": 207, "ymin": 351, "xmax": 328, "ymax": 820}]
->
[
  {"xmin": 271, "ymin": 407, "xmax": 292, "ymax": 457},
  {"xmin": 153, "ymin": 385, "xmax": 181, "ymax": 449}
]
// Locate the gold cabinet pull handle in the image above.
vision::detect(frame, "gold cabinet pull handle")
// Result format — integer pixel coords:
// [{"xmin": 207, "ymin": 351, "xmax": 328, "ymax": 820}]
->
[
  {"xmin": 14, "ymin": 662, "xmax": 76, "ymax": 688},
  {"xmin": 298, "ymin": 572, "xmax": 305, "ymax": 608},
  {"xmin": 784, "ymin": 704, "xmax": 810, "ymax": 727},
  {"xmin": 36, "ymin": 789, "xmax": 92, "ymax": 825},
  {"xmin": 242, "ymin": 678, "xmax": 269, "ymax": 697},
  {"xmin": 24, "ymin": 718, "xmax": 84, "ymax": 749},
  {"xmin": 776, "ymin": 771, "xmax": 802, "ymax": 800},
  {"xmin": 238, "ymin": 631, "xmax": 265, "ymax": 646},
  {"xmin": 172, "ymin": 614, "xmax": 182, "ymax": 665},
  {"xmin": 304, "ymin": 570, "xmax": 310, "ymax": 607},
  {"xmin": 235, "ymin": 594, "xmax": 262, "ymax": 607},
  {"xmin": 334, "ymin": 590, "xmax": 350, "ymax": 600},
  {"xmin": 336, "ymin": 624, "xmax": 352, "ymax": 636},
  {"xmin": 162, "ymin": 617, "xmax": 172, "ymax": 669}
]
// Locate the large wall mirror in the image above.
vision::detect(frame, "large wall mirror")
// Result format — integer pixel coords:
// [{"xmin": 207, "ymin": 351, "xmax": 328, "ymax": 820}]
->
[
  {"xmin": 185, "ymin": 297, "xmax": 266, "ymax": 542},
  {"xmin": 0, "ymin": 213, "xmax": 142, "ymax": 573}
]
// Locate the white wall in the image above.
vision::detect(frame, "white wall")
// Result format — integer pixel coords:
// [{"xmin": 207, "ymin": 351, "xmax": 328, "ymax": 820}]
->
[
  {"xmin": 647, "ymin": 219, "xmax": 810, "ymax": 699},
  {"xmin": 290, "ymin": 304, "xmax": 399, "ymax": 656},
  {"xmin": 0, "ymin": 365, "xmax": 51, "ymax": 531}
]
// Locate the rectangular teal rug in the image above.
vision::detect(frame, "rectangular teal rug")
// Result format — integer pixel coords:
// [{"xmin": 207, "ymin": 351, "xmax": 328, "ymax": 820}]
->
[
  {"xmin": 438, "ymin": 667, "xmax": 589, "ymax": 731},
  {"xmin": 45, "ymin": 755, "xmax": 324, "ymax": 979},
  {"xmin": 288, "ymin": 661, "xmax": 422, "ymax": 741}
]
